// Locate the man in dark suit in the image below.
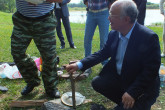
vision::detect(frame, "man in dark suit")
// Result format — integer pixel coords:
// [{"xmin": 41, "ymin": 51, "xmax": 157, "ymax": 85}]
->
[
  {"xmin": 66, "ymin": 0, "xmax": 161, "ymax": 110},
  {"xmin": 54, "ymin": 0, "xmax": 76, "ymax": 49},
  {"xmin": 133, "ymin": 0, "xmax": 147, "ymax": 25}
]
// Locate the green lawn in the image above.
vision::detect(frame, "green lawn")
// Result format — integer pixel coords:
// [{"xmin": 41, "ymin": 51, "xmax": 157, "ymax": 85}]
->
[{"xmin": 0, "ymin": 11, "xmax": 165, "ymax": 110}]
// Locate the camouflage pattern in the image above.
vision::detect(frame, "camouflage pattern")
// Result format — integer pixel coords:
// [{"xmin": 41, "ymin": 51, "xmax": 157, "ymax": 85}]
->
[{"xmin": 11, "ymin": 11, "xmax": 59, "ymax": 93}]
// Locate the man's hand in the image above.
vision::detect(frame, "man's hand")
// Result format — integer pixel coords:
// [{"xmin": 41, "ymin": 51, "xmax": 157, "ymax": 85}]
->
[
  {"xmin": 46, "ymin": 0, "xmax": 62, "ymax": 3},
  {"xmin": 122, "ymin": 92, "xmax": 135, "ymax": 109},
  {"xmin": 65, "ymin": 63, "xmax": 79, "ymax": 74}
]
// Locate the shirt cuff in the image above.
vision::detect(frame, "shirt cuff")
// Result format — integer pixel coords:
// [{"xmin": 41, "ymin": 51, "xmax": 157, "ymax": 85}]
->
[{"xmin": 76, "ymin": 61, "xmax": 83, "ymax": 69}]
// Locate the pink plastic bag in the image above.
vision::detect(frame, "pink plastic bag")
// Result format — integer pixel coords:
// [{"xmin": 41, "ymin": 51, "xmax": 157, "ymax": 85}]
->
[{"xmin": 34, "ymin": 57, "xmax": 42, "ymax": 71}]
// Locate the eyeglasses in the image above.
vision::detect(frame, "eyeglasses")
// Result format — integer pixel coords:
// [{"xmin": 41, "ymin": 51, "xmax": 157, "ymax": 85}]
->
[{"xmin": 109, "ymin": 13, "xmax": 121, "ymax": 18}]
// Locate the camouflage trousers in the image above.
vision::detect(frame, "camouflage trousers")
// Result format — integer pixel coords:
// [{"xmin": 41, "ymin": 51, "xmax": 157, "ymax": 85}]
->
[{"xmin": 11, "ymin": 11, "xmax": 58, "ymax": 93}]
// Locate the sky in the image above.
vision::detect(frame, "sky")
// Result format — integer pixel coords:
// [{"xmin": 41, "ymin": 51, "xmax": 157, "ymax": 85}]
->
[{"xmin": 70, "ymin": 0, "xmax": 160, "ymax": 4}]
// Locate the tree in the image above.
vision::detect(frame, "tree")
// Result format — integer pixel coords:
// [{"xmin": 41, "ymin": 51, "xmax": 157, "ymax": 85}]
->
[
  {"xmin": 0, "ymin": 0, "xmax": 16, "ymax": 13},
  {"xmin": 68, "ymin": 1, "xmax": 86, "ymax": 8},
  {"xmin": 8, "ymin": 0, "xmax": 16, "ymax": 13},
  {"xmin": 146, "ymin": 2, "xmax": 159, "ymax": 9}
]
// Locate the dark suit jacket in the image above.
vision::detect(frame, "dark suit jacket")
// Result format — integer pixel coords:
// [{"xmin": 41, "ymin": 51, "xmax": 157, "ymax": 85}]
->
[
  {"xmin": 54, "ymin": 0, "xmax": 70, "ymax": 17},
  {"xmin": 80, "ymin": 23, "xmax": 161, "ymax": 100}
]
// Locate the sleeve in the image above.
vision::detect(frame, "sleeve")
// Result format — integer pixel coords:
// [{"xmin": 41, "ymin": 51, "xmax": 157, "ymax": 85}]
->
[
  {"xmin": 80, "ymin": 31, "xmax": 114, "ymax": 71},
  {"xmin": 76, "ymin": 62, "xmax": 83, "ymax": 69},
  {"xmin": 61, "ymin": 0, "xmax": 70, "ymax": 5}
]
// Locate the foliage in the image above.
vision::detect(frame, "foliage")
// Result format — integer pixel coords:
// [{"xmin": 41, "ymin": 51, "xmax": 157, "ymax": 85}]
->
[
  {"xmin": 146, "ymin": 2, "xmax": 159, "ymax": 9},
  {"xmin": 68, "ymin": 2, "xmax": 160, "ymax": 9},
  {"xmin": 68, "ymin": 1, "xmax": 86, "ymax": 8},
  {"xmin": 0, "ymin": 0, "xmax": 16, "ymax": 13},
  {"xmin": 147, "ymin": 5, "xmax": 159, "ymax": 9},
  {"xmin": 68, "ymin": 7, "xmax": 86, "ymax": 11},
  {"xmin": 0, "ymin": 11, "xmax": 165, "ymax": 110}
]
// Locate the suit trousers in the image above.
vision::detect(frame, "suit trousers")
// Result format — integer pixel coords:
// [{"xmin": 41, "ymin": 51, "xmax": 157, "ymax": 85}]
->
[
  {"xmin": 136, "ymin": 1, "xmax": 147, "ymax": 25},
  {"xmin": 55, "ymin": 9, "xmax": 74, "ymax": 47},
  {"xmin": 91, "ymin": 72, "xmax": 159, "ymax": 110}
]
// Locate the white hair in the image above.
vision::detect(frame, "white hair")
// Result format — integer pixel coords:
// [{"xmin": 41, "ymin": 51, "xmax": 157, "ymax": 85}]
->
[{"xmin": 111, "ymin": 0, "xmax": 138, "ymax": 23}]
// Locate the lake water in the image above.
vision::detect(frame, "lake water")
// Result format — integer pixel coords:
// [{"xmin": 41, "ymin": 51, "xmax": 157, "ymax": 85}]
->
[{"xmin": 69, "ymin": 9, "xmax": 164, "ymax": 26}]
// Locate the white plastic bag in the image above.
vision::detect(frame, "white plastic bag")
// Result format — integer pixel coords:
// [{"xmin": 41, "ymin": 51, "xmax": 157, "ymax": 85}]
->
[{"xmin": 0, "ymin": 63, "xmax": 22, "ymax": 79}]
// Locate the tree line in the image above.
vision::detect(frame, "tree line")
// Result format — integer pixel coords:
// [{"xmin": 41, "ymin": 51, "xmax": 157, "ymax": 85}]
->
[
  {"xmin": 0, "ymin": 0, "xmax": 160, "ymax": 13},
  {"xmin": 146, "ymin": 2, "xmax": 159, "ymax": 9},
  {"xmin": 68, "ymin": 2, "xmax": 160, "ymax": 9}
]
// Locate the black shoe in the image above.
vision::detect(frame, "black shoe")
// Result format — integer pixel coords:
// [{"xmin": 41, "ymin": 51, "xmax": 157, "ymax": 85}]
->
[
  {"xmin": 70, "ymin": 45, "xmax": 77, "ymax": 49},
  {"xmin": 90, "ymin": 103, "xmax": 107, "ymax": 110},
  {"xmin": 47, "ymin": 89, "xmax": 60, "ymax": 98},
  {"xmin": 60, "ymin": 45, "xmax": 65, "ymax": 49},
  {"xmin": 21, "ymin": 84, "xmax": 39, "ymax": 95}
]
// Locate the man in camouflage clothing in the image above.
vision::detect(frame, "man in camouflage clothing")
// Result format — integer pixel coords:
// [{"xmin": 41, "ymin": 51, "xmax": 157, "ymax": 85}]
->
[{"xmin": 11, "ymin": 0, "xmax": 62, "ymax": 98}]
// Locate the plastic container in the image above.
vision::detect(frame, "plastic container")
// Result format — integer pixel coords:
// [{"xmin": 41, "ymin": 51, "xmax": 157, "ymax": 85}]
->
[{"xmin": 159, "ymin": 63, "xmax": 165, "ymax": 87}]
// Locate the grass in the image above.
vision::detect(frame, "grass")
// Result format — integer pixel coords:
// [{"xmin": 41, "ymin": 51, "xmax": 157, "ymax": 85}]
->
[
  {"xmin": 69, "ymin": 7, "xmax": 87, "ymax": 11},
  {"xmin": 0, "ymin": 11, "xmax": 165, "ymax": 110}
]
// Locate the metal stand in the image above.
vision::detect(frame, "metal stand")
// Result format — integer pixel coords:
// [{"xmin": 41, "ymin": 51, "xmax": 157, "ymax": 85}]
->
[{"xmin": 69, "ymin": 74, "xmax": 76, "ymax": 109}]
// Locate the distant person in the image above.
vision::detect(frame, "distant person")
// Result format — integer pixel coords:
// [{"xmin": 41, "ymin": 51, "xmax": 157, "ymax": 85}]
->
[
  {"xmin": 160, "ymin": 0, "xmax": 165, "ymax": 57},
  {"xmin": 133, "ymin": 0, "xmax": 147, "ymax": 25},
  {"xmin": 54, "ymin": 0, "xmax": 76, "ymax": 49},
  {"xmin": 83, "ymin": 0, "xmax": 110, "ymax": 76},
  {"xmin": 108, "ymin": 0, "xmax": 117, "ymax": 8},
  {"xmin": 11, "ymin": 0, "xmax": 62, "ymax": 98},
  {"xmin": 66, "ymin": 0, "xmax": 161, "ymax": 110}
]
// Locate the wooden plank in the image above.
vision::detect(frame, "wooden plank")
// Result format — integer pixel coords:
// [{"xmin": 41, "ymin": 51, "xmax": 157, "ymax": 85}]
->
[
  {"xmin": 9, "ymin": 99, "xmax": 48, "ymax": 107},
  {"xmin": 83, "ymin": 99, "xmax": 92, "ymax": 104}
]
